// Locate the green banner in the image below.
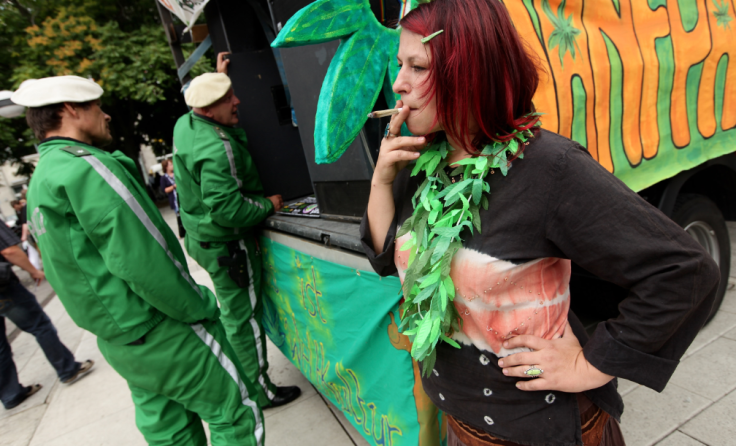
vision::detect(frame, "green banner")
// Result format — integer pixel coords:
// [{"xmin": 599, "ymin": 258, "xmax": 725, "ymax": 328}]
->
[{"xmin": 260, "ymin": 236, "xmax": 446, "ymax": 446}]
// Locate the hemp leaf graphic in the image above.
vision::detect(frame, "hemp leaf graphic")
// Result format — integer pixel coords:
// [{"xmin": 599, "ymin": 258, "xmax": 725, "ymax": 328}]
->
[
  {"xmin": 712, "ymin": 0, "xmax": 733, "ymax": 30},
  {"xmin": 542, "ymin": 0, "xmax": 582, "ymax": 68},
  {"xmin": 272, "ymin": 0, "xmax": 402, "ymax": 164}
]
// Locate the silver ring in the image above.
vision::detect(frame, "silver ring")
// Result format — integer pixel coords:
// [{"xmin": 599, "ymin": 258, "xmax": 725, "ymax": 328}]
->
[
  {"xmin": 383, "ymin": 123, "xmax": 397, "ymax": 139},
  {"xmin": 524, "ymin": 365, "xmax": 543, "ymax": 379}
]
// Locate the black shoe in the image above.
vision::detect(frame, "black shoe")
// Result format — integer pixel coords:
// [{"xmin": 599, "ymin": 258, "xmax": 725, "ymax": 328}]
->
[
  {"xmin": 4, "ymin": 384, "xmax": 42, "ymax": 410},
  {"xmin": 264, "ymin": 386, "xmax": 301, "ymax": 409},
  {"xmin": 62, "ymin": 360, "xmax": 94, "ymax": 385}
]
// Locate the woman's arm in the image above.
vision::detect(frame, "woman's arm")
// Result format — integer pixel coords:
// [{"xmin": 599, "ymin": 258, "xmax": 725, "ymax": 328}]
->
[
  {"xmin": 366, "ymin": 101, "xmax": 424, "ymax": 253},
  {"xmin": 500, "ymin": 144, "xmax": 719, "ymax": 393},
  {"xmin": 164, "ymin": 184, "xmax": 176, "ymax": 194}
]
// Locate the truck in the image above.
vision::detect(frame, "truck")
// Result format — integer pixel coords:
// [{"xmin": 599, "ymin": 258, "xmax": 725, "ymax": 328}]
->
[{"xmin": 157, "ymin": 1, "xmax": 736, "ymax": 445}]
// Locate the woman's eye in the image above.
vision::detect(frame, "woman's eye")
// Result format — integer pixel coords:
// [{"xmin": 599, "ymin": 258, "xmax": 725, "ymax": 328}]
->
[{"xmin": 412, "ymin": 66, "xmax": 426, "ymax": 72}]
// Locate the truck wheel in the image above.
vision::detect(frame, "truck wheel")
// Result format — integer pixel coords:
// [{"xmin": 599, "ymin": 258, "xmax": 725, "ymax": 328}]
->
[{"xmin": 671, "ymin": 194, "xmax": 730, "ymax": 323}]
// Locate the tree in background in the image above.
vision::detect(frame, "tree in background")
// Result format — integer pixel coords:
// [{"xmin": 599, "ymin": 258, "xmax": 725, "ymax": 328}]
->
[{"xmin": 0, "ymin": 0, "xmax": 211, "ymax": 178}]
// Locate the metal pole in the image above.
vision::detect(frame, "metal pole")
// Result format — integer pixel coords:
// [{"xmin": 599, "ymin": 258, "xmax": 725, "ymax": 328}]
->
[{"xmin": 155, "ymin": 1, "xmax": 191, "ymax": 86}]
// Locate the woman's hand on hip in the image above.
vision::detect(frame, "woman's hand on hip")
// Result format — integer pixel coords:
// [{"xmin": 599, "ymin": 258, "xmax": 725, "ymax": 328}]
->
[
  {"xmin": 498, "ymin": 324, "xmax": 614, "ymax": 393},
  {"xmin": 372, "ymin": 100, "xmax": 426, "ymax": 187}
]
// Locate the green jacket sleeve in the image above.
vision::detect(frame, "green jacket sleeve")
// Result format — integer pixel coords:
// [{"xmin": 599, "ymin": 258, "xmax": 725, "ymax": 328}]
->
[
  {"xmin": 198, "ymin": 134, "xmax": 274, "ymax": 228},
  {"xmin": 77, "ymin": 156, "xmax": 220, "ymax": 324}
]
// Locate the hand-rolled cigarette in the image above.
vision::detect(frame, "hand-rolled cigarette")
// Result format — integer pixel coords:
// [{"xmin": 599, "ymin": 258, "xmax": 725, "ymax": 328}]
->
[{"xmin": 367, "ymin": 108, "xmax": 402, "ymax": 119}]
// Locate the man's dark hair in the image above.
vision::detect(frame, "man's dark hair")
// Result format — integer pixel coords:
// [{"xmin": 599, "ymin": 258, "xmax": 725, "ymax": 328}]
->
[
  {"xmin": 9, "ymin": 200, "xmax": 20, "ymax": 207},
  {"xmin": 26, "ymin": 101, "xmax": 94, "ymax": 140}
]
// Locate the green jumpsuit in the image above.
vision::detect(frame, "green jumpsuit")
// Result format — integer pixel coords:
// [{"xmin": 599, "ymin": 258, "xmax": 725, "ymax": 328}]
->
[
  {"xmin": 27, "ymin": 138, "xmax": 264, "ymax": 446},
  {"xmin": 173, "ymin": 112, "xmax": 277, "ymax": 407}
]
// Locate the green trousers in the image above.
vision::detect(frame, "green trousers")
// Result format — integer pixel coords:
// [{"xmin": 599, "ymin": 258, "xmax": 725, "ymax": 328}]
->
[
  {"xmin": 185, "ymin": 235, "xmax": 276, "ymax": 407},
  {"xmin": 98, "ymin": 318, "xmax": 264, "ymax": 446}
]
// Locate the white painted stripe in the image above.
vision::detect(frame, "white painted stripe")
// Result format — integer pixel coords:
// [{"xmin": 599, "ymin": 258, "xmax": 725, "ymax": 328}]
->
[
  {"xmin": 83, "ymin": 156, "xmax": 203, "ymax": 300},
  {"xmin": 191, "ymin": 323, "xmax": 264, "ymax": 445},
  {"xmin": 240, "ymin": 239, "xmax": 275, "ymax": 400}
]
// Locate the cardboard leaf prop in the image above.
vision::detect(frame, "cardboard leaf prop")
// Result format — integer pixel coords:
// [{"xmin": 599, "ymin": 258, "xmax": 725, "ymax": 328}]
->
[{"xmin": 272, "ymin": 0, "xmax": 408, "ymax": 164}]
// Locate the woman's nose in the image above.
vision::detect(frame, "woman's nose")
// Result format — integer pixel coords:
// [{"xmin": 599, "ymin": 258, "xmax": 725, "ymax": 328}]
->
[{"xmin": 392, "ymin": 69, "xmax": 411, "ymax": 95}]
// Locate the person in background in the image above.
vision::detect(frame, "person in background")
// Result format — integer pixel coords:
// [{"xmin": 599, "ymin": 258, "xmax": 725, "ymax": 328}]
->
[
  {"xmin": 160, "ymin": 159, "xmax": 185, "ymax": 238},
  {"xmin": 0, "ymin": 220, "xmax": 93, "ymax": 410},
  {"xmin": 11, "ymin": 198, "xmax": 41, "ymax": 271},
  {"xmin": 173, "ymin": 53, "xmax": 300, "ymax": 410},
  {"xmin": 13, "ymin": 75, "xmax": 264, "ymax": 445}
]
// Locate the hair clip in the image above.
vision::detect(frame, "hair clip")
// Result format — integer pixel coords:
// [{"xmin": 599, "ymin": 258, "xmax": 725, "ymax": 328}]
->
[{"xmin": 421, "ymin": 30, "xmax": 444, "ymax": 43}]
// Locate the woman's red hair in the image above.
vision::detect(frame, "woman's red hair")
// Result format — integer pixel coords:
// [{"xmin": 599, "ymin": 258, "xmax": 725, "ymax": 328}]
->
[{"xmin": 400, "ymin": 0, "xmax": 540, "ymax": 153}]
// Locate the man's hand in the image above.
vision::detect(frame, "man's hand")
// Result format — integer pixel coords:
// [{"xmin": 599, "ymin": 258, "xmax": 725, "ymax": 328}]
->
[
  {"xmin": 1, "ymin": 244, "xmax": 45, "ymax": 286},
  {"xmin": 267, "ymin": 195, "xmax": 284, "ymax": 212},
  {"xmin": 30, "ymin": 269, "xmax": 45, "ymax": 285},
  {"xmin": 217, "ymin": 52, "xmax": 231, "ymax": 74},
  {"xmin": 497, "ymin": 324, "xmax": 614, "ymax": 393}
]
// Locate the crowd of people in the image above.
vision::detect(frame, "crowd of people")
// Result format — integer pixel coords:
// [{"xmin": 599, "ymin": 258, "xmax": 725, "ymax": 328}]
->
[{"xmin": 0, "ymin": 0, "xmax": 723, "ymax": 445}]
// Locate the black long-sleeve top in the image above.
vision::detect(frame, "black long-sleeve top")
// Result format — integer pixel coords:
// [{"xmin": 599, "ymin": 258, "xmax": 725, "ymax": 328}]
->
[{"xmin": 360, "ymin": 129, "xmax": 720, "ymax": 446}]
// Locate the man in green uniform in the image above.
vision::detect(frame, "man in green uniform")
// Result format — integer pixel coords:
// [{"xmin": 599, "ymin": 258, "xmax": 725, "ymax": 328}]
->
[
  {"xmin": 173, "ymin": 67, "xmax": 300, "ymax": 409},
  {"xmin": 13, "ymin": 75, "xmax": 264, "ymax": 445}
]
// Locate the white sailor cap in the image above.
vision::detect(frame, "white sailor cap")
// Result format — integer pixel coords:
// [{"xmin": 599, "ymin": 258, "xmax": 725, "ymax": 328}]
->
[
  {"xmin": 184, "ymin": 73, "xmax": 232, "ymax": 108},
  {"xmin": 10, "ymin": 76, "xmax": 103, "ymax": 108}
]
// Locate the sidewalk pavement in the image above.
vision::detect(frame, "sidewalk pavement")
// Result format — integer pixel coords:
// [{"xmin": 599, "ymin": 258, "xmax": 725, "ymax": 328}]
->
[{"xmin": 1, "ymin": 208, "xmax": 735, "ymax": 446}]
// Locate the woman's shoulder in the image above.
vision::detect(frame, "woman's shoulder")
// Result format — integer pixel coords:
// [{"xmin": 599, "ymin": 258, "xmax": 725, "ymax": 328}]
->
[{"xmin": 519, "ymin": 129, "xmax": 596, "ymax": 173}]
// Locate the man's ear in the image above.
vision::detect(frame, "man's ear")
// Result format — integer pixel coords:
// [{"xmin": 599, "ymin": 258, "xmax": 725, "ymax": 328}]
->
[
  {"xmin": 61, "ymin": 102, "xmax": 80, "ymax": 119},
  {"xmin": 200, "ymin": 106, "xmax": 214, "ymax": 118}
]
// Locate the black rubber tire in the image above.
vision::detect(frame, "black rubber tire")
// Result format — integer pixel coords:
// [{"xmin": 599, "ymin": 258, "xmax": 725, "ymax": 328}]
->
[{"xmin": 671, "ymin": 194, "xmax": 730, "ymax": 323}]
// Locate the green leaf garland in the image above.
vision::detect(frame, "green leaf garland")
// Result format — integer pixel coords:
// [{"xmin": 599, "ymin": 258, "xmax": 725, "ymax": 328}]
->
[{"xmin": 398, "ymin": 121, "xmax": 540, "ymax": 376}]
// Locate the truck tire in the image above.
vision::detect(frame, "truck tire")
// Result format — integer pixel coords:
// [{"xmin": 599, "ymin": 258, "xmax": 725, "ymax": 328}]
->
[{"xmin": 671, "ymin": 194, "xmax": 730, "ymax": 323}]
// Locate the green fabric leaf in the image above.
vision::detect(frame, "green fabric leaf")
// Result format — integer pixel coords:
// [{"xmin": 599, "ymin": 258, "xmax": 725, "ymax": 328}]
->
[
  {"xmin": 440, "ymin": 334, "xmax": 460, "ymax": 349},
  {"xmin": 314, "ymin": 22, "xmax": 393, "ymax": 164},
  {"xmin": 419, "ymin": 269, "xmax": 442, "ymax": 289},
  {"xmin": 471, "ymin": 203, "xmax": 482, "ymax": 233},
  {"xmin": 396, "ymin": 214, "xmax": 415, "ymax": 238},
  {"xmin": 431, "ymin": 236, "xmax": 452, "ymax": 263},
  {"xmin": 413, "ymin": 283, "xmax": 436, "ymax": 303},
  {"xmin": 481, "ymin": 195, "xmax": 489, "ymax": 210},
  {"xmin": 399, "ymin": 233, "xmax": 415, "ymax": 251},
  {"xmin": 444, "ymin": 275, "xmax": 455, "ymax": 299},
  {"xmin": 472, "ymin": 179, "xmax": 483, "ymax": 205},
  {"xmin": 271, "ymin": 0, "xmax": 369, "ymax": 48},
  {"xmin": 413, "ymin": 317, "xmax": 433, "ymax": 351}
]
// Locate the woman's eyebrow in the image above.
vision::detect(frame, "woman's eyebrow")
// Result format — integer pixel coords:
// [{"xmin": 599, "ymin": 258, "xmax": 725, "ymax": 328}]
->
[{"xmin": 397, "ymin": 56, "xmax": 426, "ymax": 64}]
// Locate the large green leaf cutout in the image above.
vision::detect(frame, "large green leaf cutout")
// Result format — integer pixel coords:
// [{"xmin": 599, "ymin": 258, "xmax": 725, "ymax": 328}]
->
[
  {"xmin": 271, "ymin": 0, "xmax": 369, "ymax": 47},
  {"xmin": 273, "ymin": 0, "xmax": 406, "ymax": 164},
  {"xmin": 315, "ymin": 22, "xmax": 395, "ymax": 163}
]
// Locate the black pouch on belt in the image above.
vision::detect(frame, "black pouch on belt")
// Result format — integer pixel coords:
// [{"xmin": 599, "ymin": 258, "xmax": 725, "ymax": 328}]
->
[{"xmin": 217, "ymin": 240, "xmax": 249, "ymax": 288}]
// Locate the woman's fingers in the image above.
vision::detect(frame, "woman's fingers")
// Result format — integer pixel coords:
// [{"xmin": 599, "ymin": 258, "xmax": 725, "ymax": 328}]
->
[
  {"xmin": 387, "ymin": 136, "xmax": 425, "ymax": 151},
  {"xmin": 387, "ymin": 149, "xmax": 421, "ymax": 164},
  {"xmin": 502, "ymin": 334, "xmax": 548, "ymax": 351},
  {"xmin": 498, "ymin": 352, "xmax": 534, "ymax": 368},
  {"xmin": 388, "ymin": 100, "xmax": 409, "ymax": 137}
]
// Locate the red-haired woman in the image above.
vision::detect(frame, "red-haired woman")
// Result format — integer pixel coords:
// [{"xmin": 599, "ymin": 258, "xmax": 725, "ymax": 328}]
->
[{"xmin": 361, "ymin": 0, "xmax": 719, "ymax": 445}]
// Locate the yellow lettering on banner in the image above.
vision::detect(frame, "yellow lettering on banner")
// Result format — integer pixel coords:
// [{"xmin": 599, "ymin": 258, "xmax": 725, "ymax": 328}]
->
[
  {"xmin": 631, "ymin": 1, "xmax": 670, "ymax": 159},
  {"xmin": 698, "ymin": 0, "xmax": 736, "ymax": 136},
  {"xmin": 503, "ymin": 2, "xmax": 559, "ymax": 135},
  {"xmin": 670, "ymin": 0, "xmax": 712, "ymax": 147}
]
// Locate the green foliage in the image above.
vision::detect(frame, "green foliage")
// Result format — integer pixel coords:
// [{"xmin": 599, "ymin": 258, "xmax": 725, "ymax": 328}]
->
[
  {"xmin": 0, "ymin": 0, "xmax": 212, "ymax": 178},
  {"xmin": 398, "ymin": 119, "xmax": 540, "ymax": 375},
  {"xmin": 712, "ymin": 0, "xmax": 733, "ymax": 29},
  {"xmin": 542, "ymin": 0, "xmax": 582, "ymax": 68}
]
